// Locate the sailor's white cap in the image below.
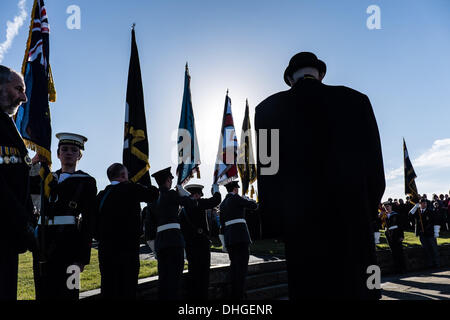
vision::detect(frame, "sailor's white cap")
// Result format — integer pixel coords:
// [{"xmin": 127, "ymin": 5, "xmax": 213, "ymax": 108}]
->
[{"xmin": 56, "ymin": 132, "xmax": 88, "ymax": 150}]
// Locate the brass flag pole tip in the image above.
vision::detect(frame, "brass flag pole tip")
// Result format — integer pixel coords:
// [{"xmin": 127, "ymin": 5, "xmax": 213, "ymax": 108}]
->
[
  {"xmin": 226, "ymin": 89, "xmax": 229, "ymax": 95},
  {"xmin": 185, "ymin": 62, "xmax": 189, "ymax": 70},
  {"xmin": 131, "ymin": 23, "xmax": 136, "ymax": 30}
]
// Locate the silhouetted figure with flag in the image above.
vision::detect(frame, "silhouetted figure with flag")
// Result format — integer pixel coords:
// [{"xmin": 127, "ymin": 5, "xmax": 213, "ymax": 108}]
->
[{"xmin": 175, "ymin": 65, "xmax": 221, "ymax": 300}]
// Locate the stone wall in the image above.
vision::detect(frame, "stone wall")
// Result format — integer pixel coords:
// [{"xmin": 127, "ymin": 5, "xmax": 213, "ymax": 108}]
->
[
  {"xmin": 377, "ymin": 244, "xmax": 450, "ymax": 275},
  {"xmin": 81, "ymin": 245, "xmax": 450, "ymax": 300}
]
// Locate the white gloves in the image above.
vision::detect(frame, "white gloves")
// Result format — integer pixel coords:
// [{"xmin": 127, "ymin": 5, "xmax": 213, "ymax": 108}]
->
[
  {"xmin": 211, "ymin": 183, "xmax": 219, "ymax": 195},
  {"xmin": 409, "ymin": 203, "xmax": 420, "ymax": 215},
  {"xmin": 177, "ymin": 184, "xmax": 191, "ymax": 197},
  {"xmin": 219, "ymin": 234, "xmax": 227, "ymax": 253},
  {"xmin": 434, "ymin": 225, "xmax": 440, "ymax": 238},
  {"xmin": 244, "ymin": 195, "xmax": 257, "ymax": 203},
  {"xmin": 374, "ymin": 232, "xmax": 381, "ymax": 244}
]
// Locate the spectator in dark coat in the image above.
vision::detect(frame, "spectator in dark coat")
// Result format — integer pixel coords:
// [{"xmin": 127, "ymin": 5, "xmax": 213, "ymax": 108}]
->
[{"xmin": 255, "ymin": 52, "xmax": 385, "ymax": 300}]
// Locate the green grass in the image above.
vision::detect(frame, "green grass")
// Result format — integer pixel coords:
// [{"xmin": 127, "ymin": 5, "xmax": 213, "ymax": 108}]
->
[
  {"xmin": 376, "ymin": 230, "xmax": 450, "ymax": 250},
  {"xmin": 17, "ymin": 248, "xmax": 159, "ymax": 300}
]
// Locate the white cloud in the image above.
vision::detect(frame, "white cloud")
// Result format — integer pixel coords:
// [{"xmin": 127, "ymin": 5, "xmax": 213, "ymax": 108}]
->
[
  {"xmin": 384, "ymin": 138, "xmax": 450, "ymax": 200},
  {"xmin": 414, "ymin": 138, "xmax": 450, "ymax": 169},
  {"xmin": 0, "ymin": 0, "xmax": 27, "ymax": 63}
]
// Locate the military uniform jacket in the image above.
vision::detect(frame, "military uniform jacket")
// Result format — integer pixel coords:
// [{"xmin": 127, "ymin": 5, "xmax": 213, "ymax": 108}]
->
[
  {"xmin": 180, "ymin": 192, "xmax": 222, "ymax": 246},
  {"xmin": 148, "ymin": 186, "xmax": 198, "ymax": 253},
  {"xmin": 384, "ymin": 211, "xmax": 404, "ymax": 241},
  {"xmin": 413, "ymin": 208, "xmax": 439, "ymax": 237},
  {"xmin": 0, "ymin": 112, "xmax": 34, "ymax": 255},
  {"xmin": 219, "ymin": 193, "xmax": 258, "ymax": 247},
  {"xmin": 40, "ymin": 169, "xmax": 97, "ymax": 265},
  {"xmin": 96, "ymin": 182, "xmax": 159, "ymax": 253}
]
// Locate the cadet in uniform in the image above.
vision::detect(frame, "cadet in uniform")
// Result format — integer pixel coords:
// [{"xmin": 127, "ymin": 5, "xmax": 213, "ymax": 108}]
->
[
  {"xmin": 180, "ymin": 183, "xmax": 221, "ymax": 300},
  {"xmin": 409, "ymin": 198, "xmax": 441, "ymax": 268},
  {"xmin": 33, "ymin": 133, "xmax": 97, "ymax": 300},
  {"xmin": 381, "ymin": 202, "xmax": 406, "ymax": 273},
  {"xmin": 96, "ymin": 163, "xmax": 159, "ymax": 299},
  {"xmin": 0, "ymin": 65, "xmax": 34, "ymax": 300},
  {"xmin": 147, "ymin": 167, "xmax": 198, "ymax": 300},
  {"xmin": 219, "ymin": 181, "xmax": 258, "ymax": 300}
]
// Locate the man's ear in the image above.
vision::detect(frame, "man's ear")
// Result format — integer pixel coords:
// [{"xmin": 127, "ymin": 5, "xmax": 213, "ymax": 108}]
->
[
  {"xmin": 78, "ymin": 152, "xmax": 83, "ymax": 160},
  {"xmin": 319, "ymin": 72, "xmax": 325, "ymax": 82},
  {"xmin": 288, "ymin": 75, "xmax": 295, "ymax": 86}
]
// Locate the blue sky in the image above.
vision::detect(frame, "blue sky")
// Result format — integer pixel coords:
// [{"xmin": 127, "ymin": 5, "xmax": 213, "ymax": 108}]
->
[{"xmin": 1, "ymin": 0, "xmax": 449, "ymax": 200}]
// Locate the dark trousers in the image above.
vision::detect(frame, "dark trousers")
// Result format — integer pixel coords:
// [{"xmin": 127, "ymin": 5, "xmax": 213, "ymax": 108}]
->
[
  {"xmin": 0, "ymin": 253, "xmax": 18, "ymax": 301},
  {"xmin": 419, "ymin": 235, "xmax": 440, "ymax": 268},
  {"xmin": 99, "ymin": 249, "xmax": 140, "ymax": 299},
  {"xmin": 32, "ymin": 252, "xmax": 79, "ymax": 301},
  {"xmin": 157, "ymin": 247, "xmax": 184, "ymax": 300},
  {"xmin": 185, "ymin": 242, "xmax": 211, "ymax": 300},
  {"xmin": 386, "ymin": 235, "xmax": 406, "ymax": 273},
  {"xmin": 227, "ymin": 243, "xmax": 249, "ymax": 300}
]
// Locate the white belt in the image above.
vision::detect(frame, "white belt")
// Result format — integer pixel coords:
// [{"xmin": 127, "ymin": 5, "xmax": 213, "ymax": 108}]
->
[
  {"xmin": 388, "ymin": 225, "xmax": 398, "ymax": 230},
  {"xmin": 38, "ymin": 215, "xmax": 76, "ymax": 226},
  {"xmin": 225, "ymin": 218, "xmax": 246, "ymax": 227},
  {"xmin": 157, "ymin": 223, "xmax": 180, "ymax": 233}
]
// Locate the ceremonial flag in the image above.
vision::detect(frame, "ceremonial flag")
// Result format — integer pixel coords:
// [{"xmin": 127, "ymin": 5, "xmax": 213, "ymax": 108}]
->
[
  {"xmin": 176, "ymin": 63, "xmax": 200, "ymax": 186},
  {"xmin": 15, "ymin": 0, "xmax": 56, "ymax": 165},
  {"xmin": 213, "ymin": 91, "xmax": 239, "ymax": 185},
  {"xmin": 237, "ymin": 99, "xmax": 257, "ymax": 197},
  {"xmin": 123, "ymin": 26, "xmax": 150, "ymax": 186},
  {"xmin": 403, "ymin": 138, "xmax": 419, "ymax": 201}
]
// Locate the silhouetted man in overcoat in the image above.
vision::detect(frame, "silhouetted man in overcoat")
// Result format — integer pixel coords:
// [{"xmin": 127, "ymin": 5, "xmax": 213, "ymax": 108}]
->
[{"xmin": 255, "ymin": 52, "xmax": 385, "ymax": 300}]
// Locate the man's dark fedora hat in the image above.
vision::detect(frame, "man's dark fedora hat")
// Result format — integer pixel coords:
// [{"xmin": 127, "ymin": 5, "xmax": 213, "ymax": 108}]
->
[{"xmin": 283, "ymin": 52, "xmax": 327, "ymax": 86}]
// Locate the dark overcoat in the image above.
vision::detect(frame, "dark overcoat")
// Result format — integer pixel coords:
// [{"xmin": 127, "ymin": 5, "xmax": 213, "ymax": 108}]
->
[{"xmin": 255, "ymin": 77, "xmax": 386, "ymax": 299}]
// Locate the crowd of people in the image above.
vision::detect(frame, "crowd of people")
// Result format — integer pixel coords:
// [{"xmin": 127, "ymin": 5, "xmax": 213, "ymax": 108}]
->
[
  {"xmin": 378, "ymin": 194, "xmax": 449, "ymax": 233},
  {"xmin": 375, "ymin": 194, "xmax": 449, "ymax": 274},
  {"xmin": 5, "ymin": 48, "xmax": 442, "ymax": 302},
  {"xmin": 0, "ymin": 64, "xmax": 260, "ymax": 301}
]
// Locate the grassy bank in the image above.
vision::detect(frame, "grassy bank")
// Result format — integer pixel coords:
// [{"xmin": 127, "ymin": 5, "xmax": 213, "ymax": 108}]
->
[{"xmin": 17, "ymin": 249, "xmax": 158, "ymax": 300}]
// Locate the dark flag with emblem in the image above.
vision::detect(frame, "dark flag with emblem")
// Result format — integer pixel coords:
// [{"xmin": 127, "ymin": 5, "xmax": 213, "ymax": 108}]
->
[
  {"xmin": 15, "ymin": 0, "xmax": 56, "ymax": 165},
  {"xmin": 403, "ymin": 138, "xmax": 419, "ymax": 202},
  {"xmin": 213, "ymin": 91, "xmax": 239, "ymax": 185},
  {"xmin": 123, "ymin": 26, "xmax": 150, "ymax": 186},
  {"xmin": 176, "ymin": 63, "xmax": 201, "ymax": 186},
  {"xmin": 237, "ymin": 99, "xmax": 257, "ymax": 198}
]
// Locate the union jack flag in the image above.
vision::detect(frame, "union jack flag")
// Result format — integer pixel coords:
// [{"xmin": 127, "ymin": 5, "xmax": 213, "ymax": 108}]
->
[
  {"xmin": 213, "ymin": 92, "xmax": 239, "ymax": 185},
  {"xmin": 15, "ymin": 0, "xmax": 56, "ymax": 165}
]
